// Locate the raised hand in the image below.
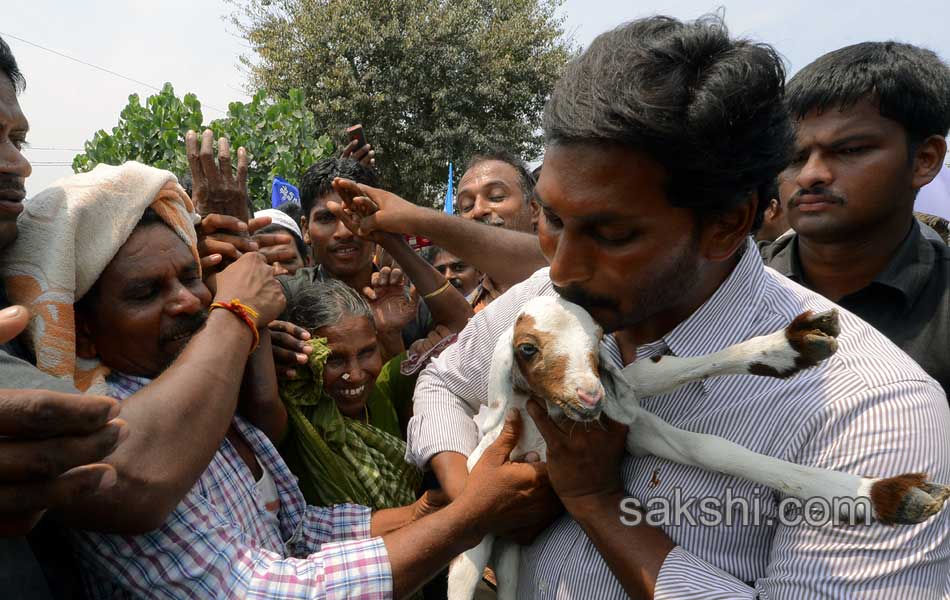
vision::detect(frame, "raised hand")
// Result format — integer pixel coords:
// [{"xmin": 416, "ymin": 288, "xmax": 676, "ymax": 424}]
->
[
  {"xmin": 341, "ymin": 138, "xmax": 376, "ymax": 169},
  {"xmin": 0, "ymin": 306, "xmax": 126, "ymax": 536},
  {"xmin": 329, "ymin": 177, "xmax": 424, "ymax": 238},
  {"xmin": 212, "ymin": 252, "xmax": 286, "ymax": 329},
  {"xmin": 186, "ymin": 129, "xmax": 250, "ymax": 221},
  {"xmin": 363, "ymin": 266, "xmax": 417, "ymax": 335}
]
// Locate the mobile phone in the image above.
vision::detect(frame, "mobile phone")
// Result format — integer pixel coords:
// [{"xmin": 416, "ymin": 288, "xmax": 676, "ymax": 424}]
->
[{"xmin": 346, "ymin": 124, "xmax": 367, "ymax": 149}]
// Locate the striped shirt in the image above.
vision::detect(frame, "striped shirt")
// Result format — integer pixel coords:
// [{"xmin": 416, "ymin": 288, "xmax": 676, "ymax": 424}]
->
[
  {"xmin": 73, "ymin": 372, "xmax": 393, "ymax": 599},
  {"xmin": 407, "ymin": 238, "xmax": 950, "ymax": 599}
]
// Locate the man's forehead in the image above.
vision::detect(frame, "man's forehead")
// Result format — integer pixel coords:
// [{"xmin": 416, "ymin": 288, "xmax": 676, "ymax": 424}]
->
[
  {"xmin": 107, "ymin": 225, "xmax": 195, "ymax": 277},
  {"xmin": 312, "ymin": 192, "xmax": 341, "ymax": 214},
  {"xmin": 795, "ymin": 99, "xmax": 898, "ymax": 142},
  {"xmin": 459, "ymin": 161, "xmax": 520, "ymax": 189}
]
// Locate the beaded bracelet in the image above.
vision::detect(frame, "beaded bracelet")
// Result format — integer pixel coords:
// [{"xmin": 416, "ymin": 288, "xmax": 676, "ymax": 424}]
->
[{"xmin": 210, "ymin": 299, "xmax": 261, "ymax": 353}]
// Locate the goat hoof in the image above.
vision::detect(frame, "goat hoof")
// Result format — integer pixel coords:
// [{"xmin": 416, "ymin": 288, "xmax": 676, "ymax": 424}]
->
[
  {"xmin": 871, "ymin": 473, "xmax": 950, "ymax": 524},
  {"xmin": 786, "ymin": 309, "xmax": 840, "ymax": 367}
]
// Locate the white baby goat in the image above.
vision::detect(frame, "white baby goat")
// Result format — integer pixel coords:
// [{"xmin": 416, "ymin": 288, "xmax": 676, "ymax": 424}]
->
[{"xmin": 447, "ymin": 295, "xmax": 950, "ymax": 600}]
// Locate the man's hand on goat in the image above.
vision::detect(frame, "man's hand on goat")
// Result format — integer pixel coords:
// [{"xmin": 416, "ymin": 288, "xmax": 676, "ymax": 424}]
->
[
  {"xmin": 526, "ymin": 398, "xmax": 628, "ymax": 510},
  {"xmin": 456, "ymin": 409, "xmax": 564, "ymax": 544}
]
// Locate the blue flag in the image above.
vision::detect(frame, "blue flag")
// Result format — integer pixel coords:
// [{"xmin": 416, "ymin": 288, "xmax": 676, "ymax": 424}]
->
[
  {"xmin": 271, "ymin": 177, "xmax": 300, "ymax": 208},
  {"xmin": 444, "ymin": 163, "xmax": 454, "ymax": 214}
]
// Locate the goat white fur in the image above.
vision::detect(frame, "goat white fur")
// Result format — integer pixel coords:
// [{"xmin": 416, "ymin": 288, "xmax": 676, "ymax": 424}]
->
[{"xmin": 446, "ymin": 295, "xmax": 950, "ymax": 600}]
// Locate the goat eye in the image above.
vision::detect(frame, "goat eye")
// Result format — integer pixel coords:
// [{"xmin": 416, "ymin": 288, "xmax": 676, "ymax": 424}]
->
[{"xmin": 517, "ymin": 343, "xmax": 539, "ymax": 358}]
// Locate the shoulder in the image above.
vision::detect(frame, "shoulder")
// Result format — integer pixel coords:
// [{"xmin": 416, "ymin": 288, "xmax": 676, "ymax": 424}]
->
[
  {"xmin": 0, "ymin": 348, "xmax": 77, "ymax": 393},
  {"xmin": 759, "ymin": 268, "xmax": 945, "ymax": 403}
]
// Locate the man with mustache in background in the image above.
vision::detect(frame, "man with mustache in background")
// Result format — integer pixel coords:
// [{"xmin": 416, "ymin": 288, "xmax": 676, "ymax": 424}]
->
[{"xmin": 762, "ymin": 41, "xmax": 950, "ymax": 394}]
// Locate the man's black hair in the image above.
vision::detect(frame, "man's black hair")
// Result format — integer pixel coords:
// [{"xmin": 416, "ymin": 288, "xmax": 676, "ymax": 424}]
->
[
  {"xmin": 543, "ymin": 15, "xmax": 794, "ymax": 228},
  {"xmin": 0, "ymin": 36, "xmax": 25, "ymax": 93},
  {"xmin": 786, "ymin": 41, "xmax": 950, "ymax": 144},
  {"xmin": 298, "ymin": 158, "xmax": 380, "ymax": 220},
  {"xmin": 419, "ymin": 245, "xmax": 444, "ymax": 265},
  {"xmin": 462, "ymin": 150, "xmax": 536, "ymax": 203},
  {"xmin": 275, "ymin": 200, "xmax": 303, "ymax": 225},
  {"xmin": 256, "ymin": 222, "xmax": 310, "ymax": 262}
]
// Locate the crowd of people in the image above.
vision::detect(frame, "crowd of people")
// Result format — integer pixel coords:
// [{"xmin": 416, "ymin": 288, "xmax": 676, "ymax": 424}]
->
[{"xmin": 1, "ymin": 12, "xmax": 949, "ymax": 600}]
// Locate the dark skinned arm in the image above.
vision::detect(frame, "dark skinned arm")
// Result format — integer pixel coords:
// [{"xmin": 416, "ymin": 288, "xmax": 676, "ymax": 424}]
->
[
  {"xmin": 237, "ymin": 329, "xmax": 288, "ymax": 444},
  {"xmin": 52, "ymin": 253, "xmax": 286, "ymax": 534},
  {"xmin": 330, "ymin": 178, "xmax": 547, "ymax": 288}
]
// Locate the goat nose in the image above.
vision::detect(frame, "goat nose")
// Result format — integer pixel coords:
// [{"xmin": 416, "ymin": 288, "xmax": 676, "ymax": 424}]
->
[{"xmin": 576, "ymin": 387, "xmax": 604, "ymax": 407}]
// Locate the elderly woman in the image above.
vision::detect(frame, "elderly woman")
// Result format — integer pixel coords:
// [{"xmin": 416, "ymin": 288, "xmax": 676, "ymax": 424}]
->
[{"xmin": 279, "ymin": 278, "xmax": 422, "ymax": 509}]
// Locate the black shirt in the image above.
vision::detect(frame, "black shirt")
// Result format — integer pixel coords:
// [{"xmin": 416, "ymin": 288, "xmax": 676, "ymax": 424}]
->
[{"xmin": 761, "ymin": 221, "xmax": 950, "ymax": 394}]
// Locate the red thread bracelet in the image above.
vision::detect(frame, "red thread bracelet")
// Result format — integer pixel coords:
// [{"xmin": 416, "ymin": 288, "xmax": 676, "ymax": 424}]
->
[{"xmin": 210, "ymin": 299, "xmax": 261, "ymax": 354}]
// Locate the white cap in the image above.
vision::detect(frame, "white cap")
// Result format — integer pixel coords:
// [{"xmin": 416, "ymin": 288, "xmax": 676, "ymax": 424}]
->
[{"xmin": 254, "ymin": 208, "xmax": 303, "ymax": 240}]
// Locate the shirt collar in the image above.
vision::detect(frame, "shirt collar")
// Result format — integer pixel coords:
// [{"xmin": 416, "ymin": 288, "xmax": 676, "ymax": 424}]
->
[
  {"xmin": 768, "ymin": 221, "xmax": 934, "ymax": 307},
  {"xmin": 659, "ymin": 237, "xmax": 767, "ymax": 359}
]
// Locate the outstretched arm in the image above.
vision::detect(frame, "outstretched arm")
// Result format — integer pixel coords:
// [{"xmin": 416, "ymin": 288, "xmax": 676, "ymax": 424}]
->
[{"xmin": 330, "ymin": 178, "xmax": 547, "ymax": 287}]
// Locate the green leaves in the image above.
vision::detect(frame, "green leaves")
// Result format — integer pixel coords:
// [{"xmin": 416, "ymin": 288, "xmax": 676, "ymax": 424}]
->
[
  {"xmin": 72, "ymin": 83, "xmax": 332, "ymax": 210},
  {"xmin": 232, "ymin": 0, "xmax": 574, "ymax": 206}
]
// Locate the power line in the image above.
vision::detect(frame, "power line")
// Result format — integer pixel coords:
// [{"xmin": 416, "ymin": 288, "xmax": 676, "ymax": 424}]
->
[
  {"xmin": 23, "ymin": 146, "xmax": 84, "ymax": 152},
  {"xmin": 0, "ymin": 31, "xmax": 227, "ymax": 114}
]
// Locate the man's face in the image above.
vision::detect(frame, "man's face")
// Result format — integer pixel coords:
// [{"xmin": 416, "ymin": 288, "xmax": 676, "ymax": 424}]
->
[
  {"xmin": 0, "ymin": 76, "xmax": 31, "ymax": 250},
  {"xmin": 457, "ymin": 160, "xmax": 534, "ymax": 232},
  {"xmin": 432, "ymin": 250, "xmax": 480, "ymax": 297},
  {"xmin": 77, "ymin": 224, "xmax": 211, "ymax": 378},
  {"xmin": 304, "ymin": 192, "xmax": 375, "ymax": 279},
  {"xmin": 536, "ymin": 144, "xmax": 704, "ymax": 334},
  {"xmin": 779, "ymin": 99, "xmax": 917, "ymax": 243}
]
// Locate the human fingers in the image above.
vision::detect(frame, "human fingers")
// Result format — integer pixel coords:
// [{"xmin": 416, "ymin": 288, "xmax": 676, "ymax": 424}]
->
[
  {"xmin": 0, "ymin": 306, "xmax": 29, "ymax": 345},
  {"xmin": 362, "ymin": 286, "xmax": 379, "ymax": 301},
  {"xmin": 237, "ymin": 147, "xmax": 249, "ymax": 197},
  {"xmin": 252, "ymin": 231, "xmax": 293, "ymax": 248},
  {"xmin": 0, "ymin": 390, "xmax": 120, "ymax": 437},
  {"xmin": 198, "ymin": 213, "xmax": 248, "ymax": 236},
  {"xmin": 217, "ymin": 137, "xmax": 233, "ymax": 183},
  {"xmin": 376, "ymin": 266, "xmax": 392, "ymax": 288},
  {"xmin": 0, "ymin": 419, "xmax": 128, "ymax": 481},
  {"xmin": 246, "ymin": 216, "xmax": 272, "ymax": 235},
  {"xmin": 199, "ymin": 130, "xmax": 221, "ymax": 187},
  {"xmin": 200, "ymin": 254, "xmax": 223, "ymax": 272},
  {"xmin": 0, "ymin": 463, "xmax": 118, "ymax": 523},
  {"xmin": 350, "ymin": 143, "xmax": 371, "ymax": 161},
  {"xmin": 258, "ymin": 245, "xmax": 298, "ymax": 266},
  {"xmin": 185, "ymin": 130, "xmax": 202, "ymax": 184},
  {"xmin": 484, "ymin": 410, "xmax": 523, "ymax": 464},
  {"xmin": 389, "ymin": 267, "xmax": 405, "ymax": 288}
]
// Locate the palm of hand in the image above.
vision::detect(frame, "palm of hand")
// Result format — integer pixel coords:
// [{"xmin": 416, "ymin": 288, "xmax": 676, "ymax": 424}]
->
[{"xmin": 369, "ymin": 285, "xmax": 416, "ymax": 333}]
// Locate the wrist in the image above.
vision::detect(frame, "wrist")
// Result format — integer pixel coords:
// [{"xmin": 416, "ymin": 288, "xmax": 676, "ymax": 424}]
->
[{"xmin": 561, "ymin": 488, "xmax": 626, "ymax": 523}]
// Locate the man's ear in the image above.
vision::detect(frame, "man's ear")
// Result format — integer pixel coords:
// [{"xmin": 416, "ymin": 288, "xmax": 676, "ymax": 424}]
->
[
  {"xmin": 74, "ymin": 308, "xmax": 97, "ymax": 359},
  {"xmin": 699, "ymin": 193, "xmax": 757, "ymax": 262},
  {"xmin": 911, "ymin": 135, "xmax": 948, "ymax": 190},
  {"xmin": 530, "ymin": 198, "xmax": 541, "ymax": 231},
  {"xmin": 300, "ymin": 215, "xmax": 310, "ymax": 244}
]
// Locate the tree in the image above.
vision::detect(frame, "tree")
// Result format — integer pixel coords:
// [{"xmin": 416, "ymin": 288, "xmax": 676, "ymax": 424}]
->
[
  {"xmin": 73, "ymin": 83, "xmax": 334, "ymax": 210},
  {"xmin": 233, "ymin": 0, "xmax": 574, "ymax": 206}
]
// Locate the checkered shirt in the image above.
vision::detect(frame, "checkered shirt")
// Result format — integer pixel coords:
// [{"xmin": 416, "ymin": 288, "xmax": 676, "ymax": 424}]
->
[{"xmin": 72, "ymin": 372, "xmax": 393, "ymax": 599}]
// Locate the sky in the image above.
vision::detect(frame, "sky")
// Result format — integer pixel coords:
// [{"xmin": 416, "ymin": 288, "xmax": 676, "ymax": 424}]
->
[{"xmin": 5, "ymin": 0, "xmax": 950, "ymax": 194}]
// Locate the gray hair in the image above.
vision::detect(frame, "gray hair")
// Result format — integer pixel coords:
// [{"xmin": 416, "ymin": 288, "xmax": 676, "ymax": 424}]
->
[{"xmin": 288, "ymin": 279, "xmax": 373, "ymax": 333}]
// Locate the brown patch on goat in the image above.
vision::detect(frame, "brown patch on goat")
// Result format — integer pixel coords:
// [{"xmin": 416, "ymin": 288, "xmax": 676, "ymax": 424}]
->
[
  {"xmin": 871, "ymin": 473, "xmax": 950, "ymax": 524},
  {"xmin": 748, "ymin": 362, "xmax": 784, "ymax": 378},
  {"xmin": 512, "ymin": 314, "xmax": 569, "ymax": 407},
  {"xmin": 785, "ymin": 309, "xmax": 840, "ymax": 371}
]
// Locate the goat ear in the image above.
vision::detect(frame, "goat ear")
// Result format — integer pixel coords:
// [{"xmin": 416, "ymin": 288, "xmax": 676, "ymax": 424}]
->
[
  {"xmin": 487, "ymin": 327, "xmax": 516, "ymax": 410},
  {"xmin": 599, "ymin": 348, "xmax": 638, "ymax": 422}
]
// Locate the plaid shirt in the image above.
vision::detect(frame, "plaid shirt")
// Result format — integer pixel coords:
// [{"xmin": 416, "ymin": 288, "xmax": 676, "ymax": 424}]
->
[{"xmin": 72, "ymin": 372, "xmax": 393, "ymax": 599}]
